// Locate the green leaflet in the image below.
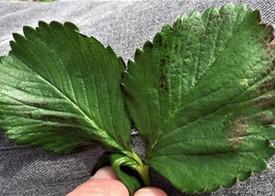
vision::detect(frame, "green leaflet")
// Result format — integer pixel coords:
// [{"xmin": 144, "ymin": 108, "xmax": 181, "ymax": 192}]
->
[
  {"xmin": 0, "ymin": 21, "xmax": 131, "ymax": 154},
  {"xmin": 123, "ymin": 3, "xmax": 275, "ymax": 192},
  {"xmin": 0, "ymin": 3, "xmax": 275, "ymax": 194}
]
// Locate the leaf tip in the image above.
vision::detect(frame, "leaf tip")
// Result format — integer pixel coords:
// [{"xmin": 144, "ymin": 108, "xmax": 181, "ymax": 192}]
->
[
  {"xmin": 12, "ymin": 33, "xmax": 26, "ymax": 45},
  {"xmin": 38, "ymin": 20, "xmax": 49, "ymax": 29},
  {"xmin": 106, "ymin": 45, "xmax": 118, "ymax": 58},
  {"xmin": 152, "ymin": 32, "xmax": 164, "ymax": 46},
  {"xmin": 89, "ymin": 35, "xmax": 105, "ymax": 48},
  {"xmin": 134, "ymin": 48, "xmax": 143, "ymax": 60},
  {"xmin": 64, "ymin": 21, "xmax": 79, "ymax": 31},
  {"xmin": 9, "ymin": 40, "xmax": 17, "ymax": 51},
  {"xmin": 23, "ymin": 26, "xmax": 36, "ymax": 38},
  {"xmin": 118, "ymin": 56, "xmax": 126, "ymax": 69},
  {"xmin": 49, "ymin": 21, "xmax": 63, "ymax": 29},
  {"xmin": 143, "ymin": 40, "xmax": 153, "ymax": 51}
]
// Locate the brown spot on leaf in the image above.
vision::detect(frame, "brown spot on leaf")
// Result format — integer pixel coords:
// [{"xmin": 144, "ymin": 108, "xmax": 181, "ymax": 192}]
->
[
  {"xmin": 266, "ymin": 39, "xmax": 275, "ymax": 57},
  {"xmin": 261, "ymin": 113, "xmax": 275, "ymax": 125},
  {"xmin": 159, "ymin": 58, "xmax": 169, "ymax": 95},
  {"xmin": 258, "ymin": 21, "xmax": 274, "ymax": 42},
  {"xmin": 256, "ymin": 95, "xmax": 275, "ymax": 109},
  {"xmin": 227, "ymin": 117, "xmax": 248, "ymax": 149},
  {"xmin": 254, "ymin": 10, "xmax": 261, "ymax": 23},
  {"xmin": 31, "ymin": 101, "xmax": 49, "ymax": 108},
  {"xmin": 258, "ymin": 78, "xmax": 275, "ymax": 93},
  {"xmin": 39, "ymin": 114, "xmax": 79, "ymax": 124},
  {"xmin": 260, "ymin": 60, "xmax": 275, "ymax": 78},
  {"xmin": 13, "ymin": 97, "xmax": 48, "ymax": 109},
  {"xmin": 264, "ymin": 24, "xmax": 274, "ymax": 42}
]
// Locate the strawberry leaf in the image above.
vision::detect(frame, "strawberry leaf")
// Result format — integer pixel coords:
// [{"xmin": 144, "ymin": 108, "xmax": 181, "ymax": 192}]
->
[
  {"xmin": 0, "ymin": 21, "xmax": 131, "ymax": 154},
  {"xmin": 1, "ymin": 3, "xmax": 275, "ymax": 194},
  {"xmin": 123, "ymin": 4, "xmax": 275, "ymax": 192}
]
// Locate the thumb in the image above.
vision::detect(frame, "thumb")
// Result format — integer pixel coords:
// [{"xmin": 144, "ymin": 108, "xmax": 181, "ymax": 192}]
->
[
  {"xmin": 67, "ymin": 166, "xmax": 129, "ymax": 196},
  {"xmin": 134, "ymin": 187, "xmax": 167, "ymax": 196}
]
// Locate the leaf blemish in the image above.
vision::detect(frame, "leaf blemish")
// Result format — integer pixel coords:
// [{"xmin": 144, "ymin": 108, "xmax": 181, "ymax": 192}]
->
[
  {"xmin": 228, "ymin": 117, "xmax": 248, "ymax": 148},
  {"xmin": 261, "ymin": 112, "xmax": 275, "ymax": 125},
  {"xmin": 259, "ymin": 77, "xmax": 275, "ymax": 93},
  {"xmin": 159, "ymin": 58, "xmax": 169, "ymax": 95},
  {"xmin": 39, "ymin": 114, "xmax": 79, "ymax": 124},
  {"xmin": 256, "ymin": 95, "xmax": 275, "ymax": 109}
]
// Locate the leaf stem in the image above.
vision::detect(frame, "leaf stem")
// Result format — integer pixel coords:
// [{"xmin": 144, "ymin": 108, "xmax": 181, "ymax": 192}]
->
[
  {"xmin": 136, "ymin": 164, "xmax": 150, "ymax": 186},
  {"xmin": 130, "ymin": 152, "xmax": 150, "ymax": 186}
]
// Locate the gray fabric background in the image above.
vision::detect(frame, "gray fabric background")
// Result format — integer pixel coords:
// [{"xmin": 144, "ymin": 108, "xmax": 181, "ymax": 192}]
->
[{"xmin": 0, "ymin": 0, "xmax": 274, "ymax": 195}]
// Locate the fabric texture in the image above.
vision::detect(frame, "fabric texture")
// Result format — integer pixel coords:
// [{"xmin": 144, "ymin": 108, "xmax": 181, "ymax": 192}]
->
[{"xmin": 0, "ymin": 0, "xmax": 274, "ymax": 195}]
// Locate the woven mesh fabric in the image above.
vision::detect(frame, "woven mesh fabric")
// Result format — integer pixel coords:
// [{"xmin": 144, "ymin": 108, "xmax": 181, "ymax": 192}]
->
[{"xmin": 0, "ymin": 1, "xmax": 274, "ymax": 195}]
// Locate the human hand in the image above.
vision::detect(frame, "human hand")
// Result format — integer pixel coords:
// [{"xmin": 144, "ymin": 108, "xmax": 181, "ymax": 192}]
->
[{"xmin": 67, "ymin": 166, "xmax": 167, "ymax": 196}]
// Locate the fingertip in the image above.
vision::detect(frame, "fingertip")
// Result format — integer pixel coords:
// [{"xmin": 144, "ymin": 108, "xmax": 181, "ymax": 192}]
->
[
  {"xmin": 134, "ymin": 187, "xmax": 167, "ymax": 196},
  {"xmin": 91, "ymin": 166, "xmax": 118, "ymax": 180},
  {"xmin": 67, "ymin": 179, "xmax": 129, "ymax": 196}
]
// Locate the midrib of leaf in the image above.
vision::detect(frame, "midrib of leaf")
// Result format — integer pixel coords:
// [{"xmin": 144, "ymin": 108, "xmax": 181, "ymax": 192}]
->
[
  {"xmin": 62, "ymin": 28, "xmax": 127, "ymax": 149},
  {"xmin": 18, "ymin": 58, "xmax": 124, "ymax": 151}
]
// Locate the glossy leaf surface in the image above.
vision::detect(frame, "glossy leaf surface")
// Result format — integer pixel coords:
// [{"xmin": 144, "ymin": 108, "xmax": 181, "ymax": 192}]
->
[
  {"xmin": 123, "ymin": 4, "xmax": 275, "ymax": 192},
  {"xmin": 0, "ymin": 22, "xmax": 131, "ymax": 153}
]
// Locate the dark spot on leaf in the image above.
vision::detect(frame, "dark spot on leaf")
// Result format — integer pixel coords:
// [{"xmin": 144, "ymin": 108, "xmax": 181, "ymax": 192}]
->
[
  {"xmin": 258, "ymin": 23, "xmax": 274, "ymax": 42},
  {"xmin": 269, "ymin": 65, "xmax": 275, "ymax": 76},
  {"xmin": 39, "ymin": 114, "xmax": 79, "ymax": 124},
  {"xmin": 227, "ymin": 117, "xmax": 248, "ymax": 149},
  {"xmin": 258, "ymin": 78, "xmax": 275, "ymax": 93},
  {"xmin": 254, "ymin": 10, "xmax": 261, "ymax": 21},
  {"xmin": 256, "ymin": 95, "xmax": 275, "ymax": 109},
  {"xmin": 260, "ymin": 113, "xmax": 275, "ymax": 125},
  {"xmin": 159, "ymin": 58, "xmax": 169, "ymax": 95},
  {"xmin": 31, "ymin": 101, "xmax": 49, "ymax": 108},
  {"xmin": 12, "ymin": 97, "xmax": 48, "ymax": 109}
]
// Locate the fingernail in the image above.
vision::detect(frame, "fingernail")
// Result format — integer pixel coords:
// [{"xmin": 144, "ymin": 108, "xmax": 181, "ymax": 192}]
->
[{"xmin": 134, "ymin": 187, "xmax": 167, "ymax": 196}]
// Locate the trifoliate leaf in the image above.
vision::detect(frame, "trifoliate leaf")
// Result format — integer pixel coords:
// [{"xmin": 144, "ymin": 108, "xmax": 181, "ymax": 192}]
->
[
  {"xmin": 0, "ymin": 21, "xmax": 131, "ymax": 154},
  {"xmin": 123, "ymin": 4, "xmax": 275, "ymax": 192}
]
